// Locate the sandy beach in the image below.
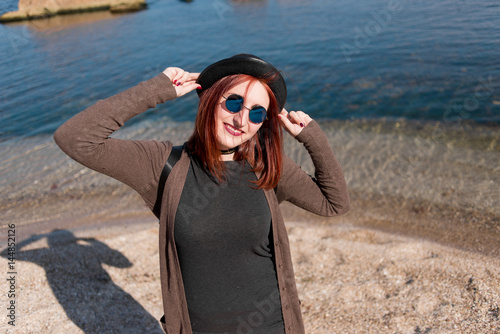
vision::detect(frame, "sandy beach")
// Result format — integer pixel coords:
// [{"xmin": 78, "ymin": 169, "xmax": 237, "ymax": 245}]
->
[
  {"xmin": 1, "ymin": 211, "xmax": 499, "ymax": 333},
  {"xmin": 0, "ymin": 118, "xmax": 499, "ymax": 333}
]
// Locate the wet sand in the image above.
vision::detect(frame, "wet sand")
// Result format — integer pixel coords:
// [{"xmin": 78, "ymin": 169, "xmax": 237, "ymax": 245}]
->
[{"xmin": 0, "ymin": 118, "xmax": 499, "ymax": 333}]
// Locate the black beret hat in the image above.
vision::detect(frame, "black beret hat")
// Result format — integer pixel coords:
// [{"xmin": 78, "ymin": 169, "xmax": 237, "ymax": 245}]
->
[{"xmin": 196, "ymin": 54, "xmax": 287, "ymax": 111}]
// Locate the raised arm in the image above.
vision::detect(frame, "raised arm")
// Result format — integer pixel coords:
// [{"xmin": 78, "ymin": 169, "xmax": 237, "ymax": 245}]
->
[
  {"xmin": 276, "ymin": 110, "xmax": 350, "ymax": 216},
  {"xmin": 53, "ymin": 69, "xmax": 199, "ymax": 205}
]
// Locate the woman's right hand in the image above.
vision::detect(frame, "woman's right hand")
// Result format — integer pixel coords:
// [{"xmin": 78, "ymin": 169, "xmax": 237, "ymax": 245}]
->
[{"xmin": 162, "ymin": 67, "xmax": 200, "ymax": 97}]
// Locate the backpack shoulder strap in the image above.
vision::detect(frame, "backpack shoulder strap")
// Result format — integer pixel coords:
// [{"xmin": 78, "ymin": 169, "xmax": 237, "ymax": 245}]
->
[{"xmin": 153, "ymin": 144, "xmax": 183, "ymax": 217}]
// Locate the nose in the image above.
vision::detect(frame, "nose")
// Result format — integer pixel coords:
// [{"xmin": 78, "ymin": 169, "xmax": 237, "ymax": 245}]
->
[{"xmin": 233, "ymin": 107, "xmax": 249, "ymax": 128}]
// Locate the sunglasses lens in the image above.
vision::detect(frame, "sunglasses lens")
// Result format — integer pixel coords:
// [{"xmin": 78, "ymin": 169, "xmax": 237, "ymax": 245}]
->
[
  {"xmin": 225, "ymin": 95, "xmax": 243, "ymax": 113},
  {"xmin": 249, "ymin": 107, "xmax": 267, "ymax": 124},
  {"xmin": 224, "ymin": 94, "xmax": 266, "ymax": 124}
]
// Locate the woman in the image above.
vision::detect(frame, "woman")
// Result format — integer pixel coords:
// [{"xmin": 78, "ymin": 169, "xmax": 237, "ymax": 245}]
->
[{"xmin": 54, "ymin": 54, "xmax": 350, "ymax": 334}]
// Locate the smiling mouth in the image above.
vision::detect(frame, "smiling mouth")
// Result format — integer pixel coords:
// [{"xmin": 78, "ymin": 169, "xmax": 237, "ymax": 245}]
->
[{"xmin": 224, "ymin": 123, "xmax": 244, "ymax": 136}]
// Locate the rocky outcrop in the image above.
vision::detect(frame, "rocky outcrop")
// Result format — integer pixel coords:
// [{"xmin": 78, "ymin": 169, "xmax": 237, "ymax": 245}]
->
[{"xmin": 0, "ymin": 0, "xmax": 147, "ymax": 23}]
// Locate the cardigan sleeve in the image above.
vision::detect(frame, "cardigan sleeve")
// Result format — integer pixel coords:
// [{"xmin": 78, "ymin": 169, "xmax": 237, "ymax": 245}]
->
[
  {"xmin": 275, "ymin": 120, "xmax": 350, "ymax": 216},
  {"xmin": 54, "ymin": 73, "xmax": 178, "ymax": 207}
]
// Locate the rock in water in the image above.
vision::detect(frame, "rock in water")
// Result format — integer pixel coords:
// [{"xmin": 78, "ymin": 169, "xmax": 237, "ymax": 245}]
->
[{"xmin": 0, "ymin": 0, "xmax": 147, "ymax": 22}]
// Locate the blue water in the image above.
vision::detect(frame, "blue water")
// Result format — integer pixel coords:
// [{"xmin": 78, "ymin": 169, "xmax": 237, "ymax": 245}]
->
[{"xmin": 1, "ymin": 0, "xmax": 499, "ymax": 142}]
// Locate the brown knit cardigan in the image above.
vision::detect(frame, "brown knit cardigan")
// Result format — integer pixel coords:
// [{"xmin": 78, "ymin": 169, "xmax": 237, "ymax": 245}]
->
[{"xmin": 54, "ymin": 73, "xmax": 350, "ymax": 334}]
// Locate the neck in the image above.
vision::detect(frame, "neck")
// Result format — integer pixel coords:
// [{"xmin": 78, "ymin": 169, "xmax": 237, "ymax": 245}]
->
[
  {"xmin": 220, "ymin": 153, "xmax": 235, "ymax": 161},
  {"xmin": 220, "ymin": 146, "xmax": 238, "ymax": 155},
  {"xmin": 220, "ymin": 146, "xmax": 238, "ymax": 161}
]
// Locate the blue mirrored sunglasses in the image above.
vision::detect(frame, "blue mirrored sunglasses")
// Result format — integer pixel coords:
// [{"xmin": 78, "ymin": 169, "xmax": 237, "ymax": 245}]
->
[{"xmin": 222, "ymin": 94, "xmax": 267, "ymax": 124}]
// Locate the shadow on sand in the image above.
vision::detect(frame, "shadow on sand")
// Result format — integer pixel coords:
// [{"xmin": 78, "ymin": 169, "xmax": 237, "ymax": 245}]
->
[{"xmin": 1, "ymin": 229, "xmax": 163, "ymax": 333}]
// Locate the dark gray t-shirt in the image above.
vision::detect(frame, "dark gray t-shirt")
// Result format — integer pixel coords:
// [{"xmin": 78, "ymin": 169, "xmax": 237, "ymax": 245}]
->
[{"xmin": 174, "ymin": 157, "xmax": 284, "ymax": 334}]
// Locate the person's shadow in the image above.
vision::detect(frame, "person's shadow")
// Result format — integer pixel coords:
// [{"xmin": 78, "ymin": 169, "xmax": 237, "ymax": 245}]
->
[{"xmin": 1, "ymin": 229, "xmax": 163, "ymax": 333}]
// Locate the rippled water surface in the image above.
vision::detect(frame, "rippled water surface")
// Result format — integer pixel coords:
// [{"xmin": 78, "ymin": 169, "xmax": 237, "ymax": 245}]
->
[{"xmin": 1, "ymin": 0, "xmax": 499, "ymax": 142}]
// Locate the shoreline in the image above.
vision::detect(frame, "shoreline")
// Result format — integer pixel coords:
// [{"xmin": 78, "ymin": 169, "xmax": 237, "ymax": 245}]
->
[{"xmin": 1, "ymin": 117, "xmax": 499, "ymax": 257}]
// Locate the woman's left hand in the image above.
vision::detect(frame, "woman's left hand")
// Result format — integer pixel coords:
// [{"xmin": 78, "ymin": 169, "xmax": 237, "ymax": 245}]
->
[{"xmin": 278, "ymin": 109, "xmax": 313, "ymax": 137}]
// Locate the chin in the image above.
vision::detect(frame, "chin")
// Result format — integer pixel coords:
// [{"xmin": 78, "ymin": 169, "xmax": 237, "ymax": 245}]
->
[
  {"xmin": 219, "ymin": 140, "xmax": 242, "ymax": 150},
  {"xmin": 218, "ymin": 135, "xmax": 252, "ymax": 151}
]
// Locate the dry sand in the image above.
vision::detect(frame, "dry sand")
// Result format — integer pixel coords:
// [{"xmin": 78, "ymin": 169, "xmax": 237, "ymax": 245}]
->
[{"xmin": 0, "ymin": 209, "xmax": 498, "ymax": 334}]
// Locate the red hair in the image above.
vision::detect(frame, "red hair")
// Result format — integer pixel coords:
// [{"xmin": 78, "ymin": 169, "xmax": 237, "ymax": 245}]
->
[{"xmin": 187, "ymin": 73, "xmax": 283, "ymax": 190}]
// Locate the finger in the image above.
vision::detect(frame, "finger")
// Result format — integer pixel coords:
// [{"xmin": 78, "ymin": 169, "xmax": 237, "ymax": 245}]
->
[
  {"xmin": 278, "ymin": 112, "xmax": 293, "ymax": 128},
  {"xmin": 183, "ymin": 81, "xmax": 202, "ymax": 92},
  {"xmin": 278, "ymin": 112, "xmax": 300, "ymax": 136},
  {"xmin": 288, "ymin": 111, "xmax": 305, "ymax": 127},
  {"xmin": 176, "ymin": 70, "xmax": 195, "ymax": 86},
  {"xmin": 175, "ymin": 81, "xmax": 201, "ymax": 97},
  {"xmin": 181, "ymin": 71, "xmax": 191, "ymax": 84},
  {"xmin": 188, "ymin": 72, "xmax": 200, "ymax": 81},
  {"xmin": 295, "ymin": 111, "xmax": 313, "ymax": 126},
  {"xmin": 280, "ymin": 109, "xmax": 289, "ymax": 121},
  {"xmin": 175, "ymin": 72, "xmax": 187, "ymax": 86},
  {"xmin": 279, "ymin": 109, "xmax": 297, "ymax": 127},
  {"xmin": 163, "ymin": 67, "xmax": 182, "ymax": 82},
  {"xmin": 162, "ymin": 68, "xmax": 174, "ymax": 80},
  {"xmin": 295, "ymin": 111, "xmax": 308, "ymax": 118},
  {"xmin": 172, "ymin": 69, "xmax": 185, "ymax": 85}
]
